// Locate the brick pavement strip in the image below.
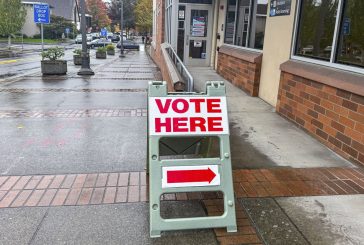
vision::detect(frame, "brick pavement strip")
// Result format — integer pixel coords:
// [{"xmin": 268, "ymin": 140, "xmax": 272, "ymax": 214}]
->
[
  {"xmin": 0, "ymin": 167, "xmax": 362, "ymax": 244},
  {"xmin": 0, "ymin": 168, "xmax": 363, "ymax": 208}
]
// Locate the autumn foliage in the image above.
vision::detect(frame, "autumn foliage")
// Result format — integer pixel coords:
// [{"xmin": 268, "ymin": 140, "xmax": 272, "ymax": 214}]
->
[{"xmin": 86, "ymin": 0, "xmax": 111, "ymax": 30}]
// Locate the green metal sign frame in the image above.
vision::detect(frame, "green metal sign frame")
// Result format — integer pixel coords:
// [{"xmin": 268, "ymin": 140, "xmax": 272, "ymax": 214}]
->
[{"xmin": 148, "ymin": 81, "xmax": 237, "ymax": 238}]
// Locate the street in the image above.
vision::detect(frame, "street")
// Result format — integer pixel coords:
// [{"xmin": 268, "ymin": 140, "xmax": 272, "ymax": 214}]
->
[{"xmin": 0, "ymin": 43, "xmax": 81, "ymax": 79}]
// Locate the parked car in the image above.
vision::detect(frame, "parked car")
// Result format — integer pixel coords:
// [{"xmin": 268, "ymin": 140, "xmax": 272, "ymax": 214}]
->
[
  {"xmin": 111, "ymin": 35, "xmax": 120, "ymax": 42},
  {"xmin": 75, "ymin": 34, "xmax": 82, "ymax": 44},
  {"xmin": 87, "ymin": 38, "xmax": 112, "ymax": 48},
  {"xmin": 117, "ymin": 40, "xmax": 139, "ymax": 50},
  {"xmin": 90, "ymin": 33, "xmax": 100, "ymax": 40},
  {"xmin": 75, "ymin": 34, "xmax": 92, "ymax": 44},
  {"xmin": 112, "ymin": 35, "xmax": 127, "ymax": 43},
  {"xmin": 86, "ymin": 34, "xmax": 92, "ymax": 42}
]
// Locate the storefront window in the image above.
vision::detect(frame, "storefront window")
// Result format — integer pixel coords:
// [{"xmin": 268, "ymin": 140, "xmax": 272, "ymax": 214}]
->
[
  {"xmin": 224, "ymin": 0, "xmax": 268, "ymax": 50},
  {"xmin": 295, "ymin": 0, "xmax": 339, "ymax": 61},
  {"xmin": 295, "ymin": 0, "xmax": 364, "ymax": 69},
  {"xmin": 336, "ymin": 0, "xmax": 364, "ymax": 68}
]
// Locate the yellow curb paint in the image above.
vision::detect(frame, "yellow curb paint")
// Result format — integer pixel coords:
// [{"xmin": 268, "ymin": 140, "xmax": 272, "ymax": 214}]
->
[{"xmin": 0, "ymin": 60, "xmax": 18, "ymax": 65}]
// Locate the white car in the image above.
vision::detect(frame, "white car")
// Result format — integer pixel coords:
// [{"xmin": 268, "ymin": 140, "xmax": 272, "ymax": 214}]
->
[
  {"xmin": 75, "ymin": 34, "xmax": 82, "ymax": 44},
  {"xmin": 75, "ymin": 34, "xmax": 92, "ymax": 44}
]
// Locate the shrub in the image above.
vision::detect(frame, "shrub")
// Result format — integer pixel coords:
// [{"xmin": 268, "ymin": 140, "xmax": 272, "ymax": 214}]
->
[
  {"xmin": 41, "ymin": 47, "xmax": 65, "ymax": 61},
  {"xmin": 106, "ymin": 44, "xmax": 115, "ymax": 51},
  {"xmin": 73, "ymin": 49, "xmax": 82, "ymax": 55},
  {"xmin": 96, "ymin": 47, "xmax": 107, "ymax": 53}
]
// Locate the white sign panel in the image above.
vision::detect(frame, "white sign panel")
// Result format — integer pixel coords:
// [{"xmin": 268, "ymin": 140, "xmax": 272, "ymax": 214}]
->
[
  {"xmin": 148, "ymin": 97, "xmax": 229, "ymax": 136},
  {"xmin": 162, "ymin": 165, "xmax": 220, "ymax": 188}
]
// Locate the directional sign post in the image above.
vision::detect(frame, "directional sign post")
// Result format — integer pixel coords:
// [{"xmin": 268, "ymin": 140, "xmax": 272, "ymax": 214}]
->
[
  {"xmin": 33, "ymin": 3, "xmax": 50, "ymax": 51},
  {"xmin": 65, "ymin": 28, "xmax": 70, "ymax": 39},
  {"xmin": 148, "ymin": 81, "xmax": 237, "ymax": 237}
]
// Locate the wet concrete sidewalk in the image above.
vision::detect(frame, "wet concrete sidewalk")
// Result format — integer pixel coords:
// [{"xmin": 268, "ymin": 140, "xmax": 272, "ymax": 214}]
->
[
  {"xmin": 189, "ymin": 66, "xmax": 364, "ymax": 245},
  {"xmin": 0, "ymin": 46, "xmax": 220, "ymax": 244}
]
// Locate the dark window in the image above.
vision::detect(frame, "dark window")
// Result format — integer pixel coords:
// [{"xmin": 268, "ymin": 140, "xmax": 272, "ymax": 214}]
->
[
  {"xmin": 295, "ymin": 0, "xmax": 339, "ymax": 61},
  {"xmin": 224, "ymin": 0, "xmax": 268, "ymax": 50},
  {"xmin": 295, "ymin": 0, "xmax": 364, "ymax": 70},
  {"xmin": 336, "ymin": 0, "xmax": 364, "ymax": 68}
]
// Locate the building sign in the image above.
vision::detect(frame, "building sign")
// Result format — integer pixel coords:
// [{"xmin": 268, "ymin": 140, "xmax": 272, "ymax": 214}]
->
[
  {"xmin": 343, "ymin": 18, "xmax": 351, "ymax": 36},
  {"xmin": 148, "ymin": 97, "xmax": 229, "ymax": 135},
  {"xmin": 192, "ymin": 17, "xmax": 206, "ymax": 37},
  {"xmin": 178, "ymin": 10, "xmax": 185, "ymax": 19},
  {"xmin": 270, "ymin": 0, "xmax": 291, "ymax": 17}
]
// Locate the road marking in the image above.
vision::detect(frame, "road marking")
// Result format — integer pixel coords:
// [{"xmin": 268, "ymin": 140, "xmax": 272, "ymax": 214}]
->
[
  {"xmin": 0, "ymin": 60, "xmax": 18, "ymax": 65},
  {"xmin": 0, "ymin": 56, "xmax": 40, "ymax": 65}
]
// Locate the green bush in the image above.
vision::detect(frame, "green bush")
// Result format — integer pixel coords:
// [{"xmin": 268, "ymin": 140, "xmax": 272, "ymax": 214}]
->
[
  {"xmin": 96, "ymin": 47, "xmax": 107, "ymax": 53},
  {"xmin": 106, "ymin": 44, "xmax": 115, "ymax": 51},
  {"xmin": 41, "ymin": 47, "xmax": 65, "ymax": 61},
  {"xmin": 73, "ymin": 49, "xmax": 82, "ymax": 55}
]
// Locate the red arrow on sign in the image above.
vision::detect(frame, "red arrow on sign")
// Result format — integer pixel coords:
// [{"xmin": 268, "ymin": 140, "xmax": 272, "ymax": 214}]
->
[{"xmin": 167, "ymin": 168, "xmax": 216, "ymax": 184}]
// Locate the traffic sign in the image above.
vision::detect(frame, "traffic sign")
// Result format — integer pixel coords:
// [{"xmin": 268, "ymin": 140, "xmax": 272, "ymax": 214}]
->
[
  {"xmin": 65, "ymin": 28, "xmax": 70, "ymax": 34},
  {"xmin": 33, "ymin": 4, "xmax": 50, "ymax": 24},
  {"xmin": 149, "ymin": 97, "xmax": 229, "ymax": 135},
  {"xmin": 100, "ymin": 28, "xmax": 107, "ymax": 37},
  {"xmin": 162, "ymin": 165, "xmax": 220, "ymax": 188}
]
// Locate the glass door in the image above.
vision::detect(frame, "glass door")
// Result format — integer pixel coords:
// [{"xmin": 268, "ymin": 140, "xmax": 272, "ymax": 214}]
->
[{"xmin": 184, "ymin": 4, "xmax": 213, "ymax": 66}]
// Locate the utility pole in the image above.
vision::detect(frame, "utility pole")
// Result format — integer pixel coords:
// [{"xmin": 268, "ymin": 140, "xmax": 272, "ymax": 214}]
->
[
  {"xmin": 78, "ymin": 0, "xmax": 95, "ymax": 75},
  {"xmin": 119, "ymin": 0, "xmax": 125, "ymax": 58}
]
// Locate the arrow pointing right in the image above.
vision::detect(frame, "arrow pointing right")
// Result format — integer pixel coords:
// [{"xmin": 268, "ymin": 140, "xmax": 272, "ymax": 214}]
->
[{"xmin": 167, "ymin": 168, "xmax": 216, "ymax": 184}]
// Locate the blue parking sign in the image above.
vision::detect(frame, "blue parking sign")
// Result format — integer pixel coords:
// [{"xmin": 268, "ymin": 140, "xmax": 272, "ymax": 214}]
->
[
  {"xmin": 100, "ymin": 28, "xmax": 107, "ymax": 37},
  {"xmin": 65, "ymin": 28, "xmax": 70, "ymax": 34},
  {"xmin": 34, "ymin": 4, "xmax": 50, "ymax": 24}
]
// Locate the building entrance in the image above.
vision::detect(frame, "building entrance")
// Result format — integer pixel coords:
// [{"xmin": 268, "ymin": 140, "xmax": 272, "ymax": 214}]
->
[{"xmin": 178, "ymin": 4, "xmax": 213, "ymax": 66}]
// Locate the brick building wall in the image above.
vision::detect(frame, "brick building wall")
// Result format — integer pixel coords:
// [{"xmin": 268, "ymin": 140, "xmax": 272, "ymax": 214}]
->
[
  {"xmin": 217, "ymin": 45, "xmax": 262, "ymax": 97},
  {"xmin": 277, "ymin": 61, "xmax": 364, "ymax": 166},
  {"xmin": 150, "ymin": 0, "xmax": 165, "ymax": 68}
]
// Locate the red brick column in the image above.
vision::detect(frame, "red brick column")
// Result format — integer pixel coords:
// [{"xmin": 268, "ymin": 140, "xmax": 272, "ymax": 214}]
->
[
  {"xmin": 277, "ymin": 60, "xmax": 364, "ymax": 166},
  {"xmin": 217, "ymin": 45, "xmax": 262, "ymax": 96}
]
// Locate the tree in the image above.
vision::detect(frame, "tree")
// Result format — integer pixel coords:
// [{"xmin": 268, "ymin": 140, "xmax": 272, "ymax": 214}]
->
[
  {"xmin": 134, "ymin": 0, "xmax": 152, "ymax": 33},
  {"xmin": 108, "ymin": 0, "xmax": 136, "ymax": 34},
  {"xmin": 41, "ymin": 15, "xmax": 76, "ymax": 39},
  {"xmin": 0, "ymin": 0, "xmax": 26, "ymax": 48},
  {"xmin": 86, "ymin": 0, "xmax": 111, "ymax": 31}
]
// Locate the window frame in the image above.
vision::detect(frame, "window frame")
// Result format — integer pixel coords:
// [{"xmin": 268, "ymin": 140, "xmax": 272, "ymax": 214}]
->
[
  {"xmin": 291, "ymin": 0, "xmax": 364, "ymax": 74},
  {"xmin": 223, "ymin": 0, "xmax": 267, "ymax": 52}
]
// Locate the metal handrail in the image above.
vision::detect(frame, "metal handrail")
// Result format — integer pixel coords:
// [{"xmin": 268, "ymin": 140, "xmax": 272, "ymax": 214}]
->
[{"xmin": 165, "ymin": 45, "xmax": 194, "ymax": 92}]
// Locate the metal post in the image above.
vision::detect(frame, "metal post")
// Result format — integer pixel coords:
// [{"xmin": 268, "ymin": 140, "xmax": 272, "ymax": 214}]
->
[
  {"xmin": 78, "ymin": 0, "xmax": 95, "ymax": 75},
  {"xmin": 41, "ymin": 24, "xmax": 44, "ymax": 52},
  {"xmin": 119, "ymin": 0, "xmax": 125, "ymax": 58}
]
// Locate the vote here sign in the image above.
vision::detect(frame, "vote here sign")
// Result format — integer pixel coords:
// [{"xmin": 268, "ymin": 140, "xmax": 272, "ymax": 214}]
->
[{"xmin": 149, "ymin": 97, "xmax": 229, "ymax": 135}]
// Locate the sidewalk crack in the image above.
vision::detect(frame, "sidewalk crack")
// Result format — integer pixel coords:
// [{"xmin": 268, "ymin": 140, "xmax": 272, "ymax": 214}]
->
[{"xmin": 27, "ymin": 207, "xmax": 50, "ymax": 245}]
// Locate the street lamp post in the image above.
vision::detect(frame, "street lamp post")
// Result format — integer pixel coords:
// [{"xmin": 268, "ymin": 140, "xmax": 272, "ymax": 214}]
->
[
  {"xmin": 119, "ymin": 0, "xmax": 125, "ymax": 58},
  {"xmin": 78, "ymin": 0, "xmax": 95, "ymax": 75}
]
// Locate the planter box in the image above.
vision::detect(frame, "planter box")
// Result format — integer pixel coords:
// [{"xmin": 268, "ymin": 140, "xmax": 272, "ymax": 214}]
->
[
  {"xmin": 41, "ymin": 60, "xmax": 67, "ymax": 75},
  {"xmin": 73, "ymin": 55, "xmax": 82, "ymax": 65},
  {"xmin": 107, "ymin": 50, "xmax": 115, "ymax": 55},
  {"xmin": 96, "ymin": 51, "xmax": 107, "ymax": 59},
  {"xmin": 73, "ymin": 55, "xmax": 90, "ymax": 65}
]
